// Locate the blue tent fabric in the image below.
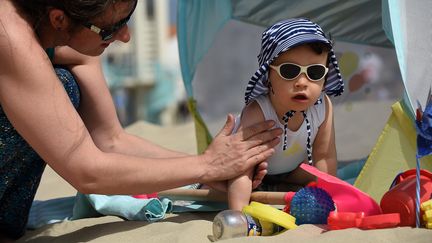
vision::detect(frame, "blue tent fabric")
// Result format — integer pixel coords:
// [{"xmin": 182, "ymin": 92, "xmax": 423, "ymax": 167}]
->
[
  {"xmin": 178, "ymin": 0, "xmax": 392, "ymax": 99},
  {"xmin": 177, "ymin": 0, "xmax": 401, "ymax": 153},
  {"xmin": 383, "ymin": 0, "xmax": 432, "ymax": 113},
  {"xmin": 178, "ymin": 0, "xmax": 432, "ymax": 116},
  {"xmin": 231, "ymin": 0, "xmax": 391, "ymax": 47},
  {"xmin": 177, "ymin": 0, "xmax": 232, "ymax": 97}
]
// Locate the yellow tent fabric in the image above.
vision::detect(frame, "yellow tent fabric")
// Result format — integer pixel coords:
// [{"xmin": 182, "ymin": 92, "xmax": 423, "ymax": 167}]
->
[
  {"xmin": 187, "ymin": 98, "xmax": 213, "ymax": 154},
  {"xmin": 354, "ymin": 101, "xmax": 432, "ymax": 202}
]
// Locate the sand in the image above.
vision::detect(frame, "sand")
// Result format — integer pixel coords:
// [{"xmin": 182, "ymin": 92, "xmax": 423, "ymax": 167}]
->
[{"xmin": 21, "ymin": 103, "xmax": 432, "ymax": 242}]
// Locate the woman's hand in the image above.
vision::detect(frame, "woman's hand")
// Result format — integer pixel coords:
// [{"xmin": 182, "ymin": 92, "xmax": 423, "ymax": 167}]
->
[
  {"xmin": 200, "ymin": 114, "xmax": 281, "ymax": 183},
  {"xmin": 204, "ymin": 161, "xmax": 268, "ymax": 192}
]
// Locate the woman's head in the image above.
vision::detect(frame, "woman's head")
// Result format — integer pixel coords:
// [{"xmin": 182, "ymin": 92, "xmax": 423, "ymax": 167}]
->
[
  {"xmin": 15, "ymin": 0, "xmax": 137, "ymax": 28},
  {"xmin": 14, "ymin": 0, "xmax": 137, "ymax": 55}
]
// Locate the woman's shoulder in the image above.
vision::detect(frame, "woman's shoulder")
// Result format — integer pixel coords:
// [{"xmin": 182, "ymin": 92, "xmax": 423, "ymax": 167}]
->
[
  {"xmin": 0, "ymin": 1, "xmax": 45, "ymax": 59},
  {"xmin": 0, "ymin": 1, "xmax": 35, "ymax": 41},
  {"xmin": 0, "ymin": 2, "xmax": 48, "ymax": 74}
]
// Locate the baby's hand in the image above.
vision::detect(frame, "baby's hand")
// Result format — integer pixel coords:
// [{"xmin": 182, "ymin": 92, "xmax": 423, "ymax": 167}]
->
[{"xmin": 252, "ymin": 161, "xmax": 268, "ymax": 189}]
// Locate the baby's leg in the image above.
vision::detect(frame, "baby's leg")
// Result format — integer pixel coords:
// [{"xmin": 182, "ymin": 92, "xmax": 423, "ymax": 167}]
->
[{"xmin": 227, "ymin": 168, "xmax": 254, "ymax": 210}]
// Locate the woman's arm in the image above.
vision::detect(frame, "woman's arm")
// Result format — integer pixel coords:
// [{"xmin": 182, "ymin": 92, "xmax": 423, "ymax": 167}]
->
[
  {"xmin": 55, "ymin": 46, "xmax": 274, "ymax": 191},
  {"xmin": 0, "ymin": 29, "xmax": 280, "ymax": 196},
  {"xmin": 57, "ymin": 48, "xmax": 274, "ymax": 193},
  {"xmin": 55, "ymin": 46, "xmax": 185, "ymax": 158}
]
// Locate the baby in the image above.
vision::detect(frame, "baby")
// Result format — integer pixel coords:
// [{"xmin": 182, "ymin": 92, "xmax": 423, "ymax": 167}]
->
[{"xmin": 228, "ymin": 18, "xmax": 344, "ymax": 210}]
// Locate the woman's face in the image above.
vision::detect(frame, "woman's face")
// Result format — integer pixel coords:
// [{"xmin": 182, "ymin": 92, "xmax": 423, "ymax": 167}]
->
[
  {"xmin": 67, "ymin": 1, "xmax": 135, "ymax": 56},
  {"xmin": 268, "ymin": 44, "xmax": 328, "ymax": 114}
]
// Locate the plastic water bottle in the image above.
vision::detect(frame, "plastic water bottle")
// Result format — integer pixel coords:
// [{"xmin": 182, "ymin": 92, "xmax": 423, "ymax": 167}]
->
[{"xmin": 212, "ymin": 210, "xmax": 280, "ymax": 241}]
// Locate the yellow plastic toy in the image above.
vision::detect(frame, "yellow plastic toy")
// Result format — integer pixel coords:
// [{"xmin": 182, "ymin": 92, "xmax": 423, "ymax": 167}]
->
[
  {"xmin": 242, "ymin": 201, "xmax": 298, "ymax": 233},
  {"xmin": 421, "ymin": 199, "xmax": 432, "ymax": 229}
]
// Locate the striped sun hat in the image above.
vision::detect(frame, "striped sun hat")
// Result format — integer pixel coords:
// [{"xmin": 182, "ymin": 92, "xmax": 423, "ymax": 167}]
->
[{"xmin": 244, "ymin": 18, "xmax": 344, "ymax": 165}]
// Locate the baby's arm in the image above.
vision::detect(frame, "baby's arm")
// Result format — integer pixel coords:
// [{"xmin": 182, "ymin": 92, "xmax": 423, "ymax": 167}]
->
[
  {"xmin": 228, "ymin": 170, "xmax": 254, "ymax": 210},
  {"xmin": 227, "ymin": 102, "xmax": 266, "ymax": 210},
  {"xmin": 312, "ymin": 95, "xmax": 337, "ymax": 175}
]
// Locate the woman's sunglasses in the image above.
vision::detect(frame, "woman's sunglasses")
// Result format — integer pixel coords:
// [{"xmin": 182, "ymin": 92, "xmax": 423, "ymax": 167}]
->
[
  {"xmin": 269, "ymin": 63, "xmax": 329, "ymax": 82},
  {"xmin": 82, "ymin": 0, "xmax": 138, "ymax": 41}
]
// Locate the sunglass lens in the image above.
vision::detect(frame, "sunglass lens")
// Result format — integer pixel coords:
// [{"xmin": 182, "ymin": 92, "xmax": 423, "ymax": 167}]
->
[
  {"xmin": 102, "ymin": 17, "xmax": 131, "ymax": 41},
  {"xmin": 280, "ymin": 64, "xmax": 300, "ymax": 79},
  {"xmin": 307, "ymin": 65, "xmax": 326, "ymax": 81},
  {"xmin": 113, "ymin": 18, "xmax": 129, "ymax": 32}
]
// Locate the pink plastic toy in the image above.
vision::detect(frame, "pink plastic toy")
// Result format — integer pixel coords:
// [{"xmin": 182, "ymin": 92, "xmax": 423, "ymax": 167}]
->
[
  {"xmin": 132, "ymin": 193, "xmax": 158, "ymax": 199},
  {"xmin": 300, "ymin": 164, "xmax": 382, "ymax": 216}
]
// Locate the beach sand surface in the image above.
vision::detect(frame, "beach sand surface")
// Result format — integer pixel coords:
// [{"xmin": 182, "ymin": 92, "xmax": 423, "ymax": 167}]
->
[{"xmin": 23, "ymin": 102, "xmax": 432, "ymax": 242}]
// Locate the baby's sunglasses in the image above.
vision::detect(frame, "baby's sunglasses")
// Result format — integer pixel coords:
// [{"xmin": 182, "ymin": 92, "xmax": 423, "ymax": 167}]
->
[
  {"xmin": 269, "ymin": 63, "xmax": 329, "ymax": 82},
  {"xmin": 82, "ymin": 0, "xmax": 137, "ymax": 41}
]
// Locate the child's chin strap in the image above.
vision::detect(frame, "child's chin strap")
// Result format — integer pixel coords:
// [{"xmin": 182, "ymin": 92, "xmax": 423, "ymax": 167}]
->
[
  {"xmin": 282, "ymin": 110, "xmax": 313, "ymax": 165},
  {"xmin": 281, "ymin": 98, "xmax": 323, "ymax": 165}
]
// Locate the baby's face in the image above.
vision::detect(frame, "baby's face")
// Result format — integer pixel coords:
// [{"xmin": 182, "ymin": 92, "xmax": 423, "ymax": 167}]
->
[{"xmin": 268, "ymin": 45, "xmax": 328, "ymax": 113}]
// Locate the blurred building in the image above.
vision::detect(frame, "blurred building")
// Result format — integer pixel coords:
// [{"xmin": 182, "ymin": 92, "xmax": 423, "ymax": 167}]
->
[{"xmin": 102, "ymin": 0, "xmax": 186, "ymax": 126}]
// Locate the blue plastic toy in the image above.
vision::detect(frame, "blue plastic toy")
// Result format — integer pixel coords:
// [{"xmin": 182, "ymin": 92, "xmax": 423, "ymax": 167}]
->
[{"xmin": 287, "ymin": 186, "xmax": 335, "ymax": 225}]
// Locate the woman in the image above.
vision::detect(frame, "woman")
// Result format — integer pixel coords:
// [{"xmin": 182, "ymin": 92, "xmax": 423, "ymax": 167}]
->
[{"xmin": 0, "ymin": 0, "xmax": 281, "ymax": 240}]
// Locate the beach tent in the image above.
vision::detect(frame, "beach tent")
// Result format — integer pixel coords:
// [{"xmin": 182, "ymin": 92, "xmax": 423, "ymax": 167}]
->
[{"xmin": 177, "ymin": 0, "xmax": 432, "ymax": 201}]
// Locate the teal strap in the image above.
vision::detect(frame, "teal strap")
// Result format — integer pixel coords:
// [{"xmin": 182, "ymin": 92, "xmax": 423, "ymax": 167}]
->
[{"xmin": 45, "ymin": 47, "xmax": 55, "ymax": 62}]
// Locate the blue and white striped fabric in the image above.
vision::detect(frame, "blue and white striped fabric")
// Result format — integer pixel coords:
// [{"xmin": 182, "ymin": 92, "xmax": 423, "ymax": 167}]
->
[{"xmin": 244, "ymin": 18, "xmax": 344, "ymax": 165}]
